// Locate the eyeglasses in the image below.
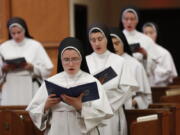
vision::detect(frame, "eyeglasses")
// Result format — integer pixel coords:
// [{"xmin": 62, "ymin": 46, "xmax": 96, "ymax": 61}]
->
[{"xmin": 62, "ymin": 57, "xmax": 81, "ymax": 64}]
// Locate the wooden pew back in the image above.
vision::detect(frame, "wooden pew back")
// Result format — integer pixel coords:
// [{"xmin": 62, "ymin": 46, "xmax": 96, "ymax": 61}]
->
[
  {"xmin": 130, "ymin": 119, "xmax": 161, "ymax": 135},
  {"xmin": 0, "ymin": 106, "xmax": 43, "ymax": 135},
  {"xmin": 125, "ymin": 109, "xmax": 171, "ymax": 135},
  {"xmin": 160, "ymin": 95, "xmax": 180, "ymax": 103},
  {"xmin": 149, "ymin": 103, "xmax": 180, "ymax": 135},
  {"xmin": 151, "ymin": 86, "xmax": 180, "ymax": 103}
]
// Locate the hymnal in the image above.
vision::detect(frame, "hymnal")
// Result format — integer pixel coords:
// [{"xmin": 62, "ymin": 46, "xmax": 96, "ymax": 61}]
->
[
  {"xmin": 4, "ymin": 57, "xmax": 26, "ymax": 65},
  {"xmin": 137, "ymin": 114, "xmax": 158, "ymax": 123},
  {"xmin": 45, "ymin": 80, "xmax": 99, "ymax": 102},
  {"xmin": 129, "ymin": 43, "xmax": 141, "ymax": 52},
  {"xmin": 94, "ymin": 66, "xmax": 117, "ymax": 84}
]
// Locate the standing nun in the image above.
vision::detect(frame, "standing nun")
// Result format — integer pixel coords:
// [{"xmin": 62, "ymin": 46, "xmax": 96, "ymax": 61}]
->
[
  {"xmin": 120, "ymin": 7, "xmax": 160, "ymax": 79},
  {"xmin": 110, "ymin": 27, "xmax": 152, "ymax": 109},
  {"xmin": 86, "ymin": 24, "xmax": 138, "ymax": 135},
  {"xmin": 26, "ymin": 37, "xmax": 113, "ymax": 135},
  {"xmin": 0, "ymin": 17, "xmax": 53, "ymax": 105},
  {"xmin": 142, "ymin": 22, "xmax": 178, "ymax": 86}
]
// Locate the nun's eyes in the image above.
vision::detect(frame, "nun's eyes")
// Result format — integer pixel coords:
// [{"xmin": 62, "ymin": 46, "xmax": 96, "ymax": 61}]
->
[
  {"xmin": 11, "ymin": 30, "xmax": 22, "ymax": 36},
  {"xmin": 114, "ymin": 41, "xmax": 121, "ymax": 46},
  {"xmin": 90, "ymin": 36, "xmax": 104, "ymax": 43},
  {"xmin": 62, "ymin": 57, "xmax": 81, "ymax": 64}
]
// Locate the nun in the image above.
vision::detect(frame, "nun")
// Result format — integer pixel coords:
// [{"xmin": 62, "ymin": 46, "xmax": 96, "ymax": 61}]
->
[
  {"xmin": 0, "ymin": 17, "xmax": 53, "ymax": 105},
  {"xmin": 110, "ymin": 27, "xmax": 152, "ymax": 109},
  {"xmin": 26, "ymin": 37, "xmax": 113, "ymax": 135},
  {"xmin": 86, "ymin": 24, "xmax": 138, "ymax": 135},
  {"xmin": 142, "ymin": 22, "xmax": 178, "ymax": 86},
  {"xmin": 120, "ymin": 7, "xmax": 160, "ymax": 79}
]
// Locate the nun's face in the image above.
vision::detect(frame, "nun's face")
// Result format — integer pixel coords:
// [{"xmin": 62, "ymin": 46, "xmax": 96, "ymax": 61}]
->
[
  {"xmin": 89, "ymin": 32, "xmax": 108, "ymax": 54},
  {"xmin": 112, "ymin": 37, "xmax": 124, "ymax": 55},
  {"xmin": 61, "ymin": 49, "xmax": 82, "ymax": 75},
  {"xmin": 122, "ymin": 12, "xmax": 138, "ymax": 32},
  {"xmin": 143, "ymin": 26, "xmax": 157, "ymax": 42},
  {"xmin": 10, "ymin": 26, "xmax": 25, "ymax": 43}
]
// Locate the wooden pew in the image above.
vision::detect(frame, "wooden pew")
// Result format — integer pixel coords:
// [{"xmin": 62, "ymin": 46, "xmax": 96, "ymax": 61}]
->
[
  {"xmin": 149, "ymin": 103, "xmax": 180, "ymax": 135},
  {"xmin": 170, "ymin": 76, "xmax": 180, "ymax": 85},
  {"xmin": 151, "ymin": 86, "xmax": 180, "ymax": 103},
  {"xmin": 0, "ymin": 106, "xmax": 43, "ymax": 135},
  {"xmin": 125, "ymin": 109, "xmax": 171, "ymax": 135},
  {"xmin": 160, "ymin": 95, "xmax": 180, "ymax": 103},
  {"xmin": 130, "ymin": 119, "xmax": 161, "ymax": 135},
  {"xmin": 0, "ymin": 105, "xmax": 27, "ymax": 110}
]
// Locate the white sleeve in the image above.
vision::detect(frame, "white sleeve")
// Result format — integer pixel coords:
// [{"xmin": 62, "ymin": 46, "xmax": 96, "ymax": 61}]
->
[
  {"xmin": 0, "ymin": 56, "xmax": 5, "ymax": 84},
  {"xmin": 134, "ymin": 93, "xmax": 152, "ymax": 109},
  {"xmin": 154, "ymin": 52, "xmax": 177, "ymax": 85},
  {"xmin": 26, "ymin": 83, "xmax": 49, "ymax": 131},
  {"xmin": 32, "ymin": 43, "xmax": 53, "ymax": 79},
  {"xmin": 79, "ymin": 81, "xmax": 113, "ymax": 133},
  {"xmin": 111, "ymin": 63, "xmax": 139, "ymax": 112}
]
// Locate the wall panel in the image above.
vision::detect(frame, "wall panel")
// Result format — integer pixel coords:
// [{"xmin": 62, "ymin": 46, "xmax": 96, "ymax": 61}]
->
[
  {"xmin": 0, "ymin": 0, "xmax": 69, "ymax": 75},
  {"xmin": 0, "ymin": 0, "xmax": 10, "ymax": 43}
]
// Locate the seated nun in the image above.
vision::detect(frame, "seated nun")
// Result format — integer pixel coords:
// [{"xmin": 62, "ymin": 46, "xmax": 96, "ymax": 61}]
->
[
  {"xmin": 110, "ymin": 27, "xmax": 152, "ymax": 109},
  {"xmin": 26, "ymin": 37, "xmax": 113, "ymax": 135}
]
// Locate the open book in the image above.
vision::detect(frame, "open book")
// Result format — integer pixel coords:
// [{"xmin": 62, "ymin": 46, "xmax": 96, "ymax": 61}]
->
[
  {"xmin": 45, "ymin": 80, "xmax": 99, "ymax": 102},
  {"xmin": 129, "ymin": 43, "xmax": 141, "ymax": 52},
  {"xmin": 4, "ymin": 57, "xmax": 27, "ymax": 65},
  {"xmin": 94, "ymin": 66, "xmax": 117, "ymax": 84}
]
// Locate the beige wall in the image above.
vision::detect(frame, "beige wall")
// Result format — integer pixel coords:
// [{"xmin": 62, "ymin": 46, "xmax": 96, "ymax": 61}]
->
[
  {"xmin": 109, "ymin": 0, "xmax": 180, "ymax": 27},
  {"xmin": 69, "ymin": 0, "xmax": 111, "ymax": 36},
  {"xmin": 0, "ymin": 0, "xmax": 69, "ymax": 75},
  {"xmin": 1, "ymin": 0, "xmax": 180, "ymax": 74},
  {"xmin": 70, "ymin": 0, "xmax": 180, "ymax": 29}
]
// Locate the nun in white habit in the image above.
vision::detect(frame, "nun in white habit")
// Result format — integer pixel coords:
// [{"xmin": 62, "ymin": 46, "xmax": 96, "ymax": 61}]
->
[
  {"xmin": 0, "ymin": 17, "xmax": 53, "ymax": 105},
  {"xmin": 26, "ymin": 37, "xmax": 113, "ymax": 135},
  {"xmin": 120, "ymin": 8, "xmax": 160, "ymax": 78},
  {"xmin": 142, "ymin": 22, "xmax": 178, "ymax": 86},
  {"xmin": 110, "ymin": 27, "xmax": 152, "ymax": 109},
  {"xmin": 86, "ymin": 24, "xmax": 138, "ymax": 135}
]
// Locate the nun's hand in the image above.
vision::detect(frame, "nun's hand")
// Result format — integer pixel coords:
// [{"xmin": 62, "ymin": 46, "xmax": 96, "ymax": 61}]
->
[
  {"xmin": 44, "ymin": 94, "xmax": 61, "ymax": 112},
  {"xmin": 132, "ymin": 99, "xmax": 137, "ymax": 106},
  {"xmin": 2, "ymin": 64, "xmax": 16, "ymax": 72},
  {"xmin": 61, "ymin": 93, "xmax": 84, "ymax": 111},
  {"xmin": 24, "ymin": 62, "xmax": 34, "ymax": 71},
  {"xmin": 137, "ymin": 47, "xmax": 147, "ymax": 59}
]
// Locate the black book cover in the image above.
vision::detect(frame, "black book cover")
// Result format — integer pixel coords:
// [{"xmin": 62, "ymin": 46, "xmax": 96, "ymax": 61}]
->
[
  {"xmin": 4, "ymin": 57, "xmax": 26, "ymax": 65},
  {"xmin": 45, "ymin": 80, "xmax": 99, "ymax": 102},
  {"xmin": 129, "ymin": 43, "xmax": 141, "ymax": 52},
  {"xmin": 94, "ymin": 66, "xmax": 117, "ymax": 84}
]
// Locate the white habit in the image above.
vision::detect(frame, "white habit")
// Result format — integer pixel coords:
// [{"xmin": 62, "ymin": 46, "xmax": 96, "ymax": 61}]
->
[
  {"xmin": 86, "ymin": 50, "xmax": 138, "ymax": 135},
  {"xmin": 0, "ymin": 38, "xmax": 53, "ymax": 105},
  {"xmin": 123, "ymin": 29, "xmax": 160, "ymax": 77},
  {"xmin": 26, "ymin": 70, "xmax": 113, "ymax": 135},
  {"xmin": 122, "ymin": 53, "xmax": 152, "ymax": 109},
  {"xmin": 149, "ymin": 43, "xmax": 177, "ymax": 86}
]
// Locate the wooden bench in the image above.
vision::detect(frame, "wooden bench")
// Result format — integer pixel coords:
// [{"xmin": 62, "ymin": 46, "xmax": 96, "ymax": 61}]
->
[
  {"xmin": 149, "ymin": 103, "xmax": 180, "ymax": 135},
  {"xmin": 151, "ymin": 86, "xmax": 180, "ymax": 103},
  {"xmin": 0, "ymin": 105, "xmax": 27, "ymax": 110},
  {"xmin": 125, "ymin": 108, "xmax": 171, "ymax": 135},
  {"xmin": 160, "ymin": 95, "xmax": 180, "ymax": 103},
  {"xmin": 0, "ymin": 106, "xmax": 43, "ymax": 135},
  {"xmin": 130, "ymin": 119, "xmax": 161, "ymax": 135},
  {"xmin": 170, "ymin": 76, "xmax": 180, "ymax": 85}
]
